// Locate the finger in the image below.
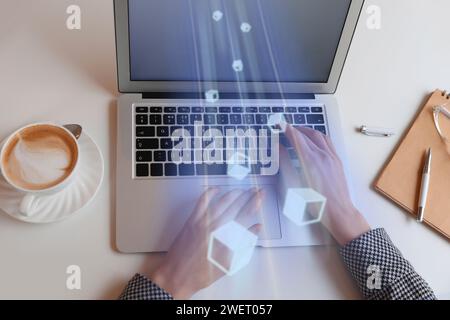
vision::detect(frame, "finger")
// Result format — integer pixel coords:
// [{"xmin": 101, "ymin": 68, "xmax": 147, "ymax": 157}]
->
[
  {"xmin": 296, "ymin": 126, "xmax": 331, "ymax": 154},
  {"xmin": 190, "ymin": 187, "xmax": 220, "ymax": 222},
  {"xmin": 285, "ymin": 125, "xmax": 316, "ymax": 161},
  {"xmin": 206, "ymin": 189, "xmax": 245, "ymax": 221},
  {"xmin": 235, "ymin": 190, "xmax": 265, "ymax": 228},
  {"xmin": 212, "ymin": 188, "xmax": 259, "ymax": 228},
  {"xmin": 248, "ymin": 223, "xmax": 263, "ymax": 236}
]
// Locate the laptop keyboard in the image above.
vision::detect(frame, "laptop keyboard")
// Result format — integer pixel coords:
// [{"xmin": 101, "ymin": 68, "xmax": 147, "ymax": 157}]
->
[{"xmin": 134, "ymin": 104, "xmax": 328, "ymax": 178}]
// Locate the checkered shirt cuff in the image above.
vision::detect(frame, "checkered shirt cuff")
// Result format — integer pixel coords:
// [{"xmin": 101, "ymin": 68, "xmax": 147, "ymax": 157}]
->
[
  {"xmin": 119, "ymin": 274, "xmax": 173, "ymax": 300},
  {"xmin": 340, "ymin": 228, "xmax": 436, "ymax": 300}
]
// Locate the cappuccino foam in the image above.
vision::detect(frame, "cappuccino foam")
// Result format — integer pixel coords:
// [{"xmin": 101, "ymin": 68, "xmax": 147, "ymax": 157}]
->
[{"xmin": 1, "ymin": 125, "xmax": 78, "ymax": 190}]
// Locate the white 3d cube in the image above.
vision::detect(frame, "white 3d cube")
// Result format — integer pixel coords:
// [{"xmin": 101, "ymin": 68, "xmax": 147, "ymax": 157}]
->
[
  {"xmin": 205, "ymin": 89, "xmax": 219, "ymax": 103},
  {"xmin": 282, "ymin": 188, "xmax": 326, "ymax": 226},
  {"xmin": 232, "ymin": 59, "xmax": 244, "ymax": 72},
  {"xmin": 268, "ymin": 113, "xmax": 287, "ymax": 134},
  {"xmin": 240, "ymin": 22, "xmax": 252, "ymax": 33},
  {"xmin": 208, "ymin": 221, "xmax": 257, "ymax": 276},
  {"xmin": 227, "ymin": 152, "xmax": 251, "ymax": 180},
  {"xmin": 212, "ymin": 10, "xmax": 223, "ymax": 22}
]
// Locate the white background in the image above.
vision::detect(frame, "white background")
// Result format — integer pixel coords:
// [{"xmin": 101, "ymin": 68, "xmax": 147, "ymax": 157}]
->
[{"xmin": 0, "ymin": 0, "xmax": 448, "ymax": 299}]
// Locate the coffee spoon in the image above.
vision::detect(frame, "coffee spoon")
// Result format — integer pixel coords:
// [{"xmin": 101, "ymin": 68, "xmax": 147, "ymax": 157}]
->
[{"xmin": 63, "ymin": 124, "xmax": 83, "ymax": 140}]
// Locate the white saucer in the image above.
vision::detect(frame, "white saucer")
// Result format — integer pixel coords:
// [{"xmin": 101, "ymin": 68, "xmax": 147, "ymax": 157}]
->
[{"xmin": 0, "ymin": 131, "xmax": 104, "ymax": 223}]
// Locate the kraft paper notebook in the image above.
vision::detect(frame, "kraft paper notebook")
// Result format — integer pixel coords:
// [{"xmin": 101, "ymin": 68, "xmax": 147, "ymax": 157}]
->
[{"xmin": 375, "ymin": 89, "xmax": 450, "ymax": 240}]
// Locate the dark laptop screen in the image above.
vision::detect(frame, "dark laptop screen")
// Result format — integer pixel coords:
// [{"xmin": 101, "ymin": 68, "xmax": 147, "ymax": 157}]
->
[{"xmin": 128, "ymin": 0, "xmax": 352, "ymax": 83}]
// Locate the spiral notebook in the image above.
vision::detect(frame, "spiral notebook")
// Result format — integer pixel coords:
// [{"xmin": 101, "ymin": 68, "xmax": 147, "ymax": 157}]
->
[{"xmin": 375, "ymin": 89, "xmax": 450, "ymax": 240}]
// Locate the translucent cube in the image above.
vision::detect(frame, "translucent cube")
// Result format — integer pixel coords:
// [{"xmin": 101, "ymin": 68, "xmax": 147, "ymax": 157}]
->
[
  {"xmin": 268, "ymin": 113, "xmax": 287, "ymax": 134},
  {"xmin": 240, "ymin": 22, "xmax": 252, "ymax": 33},
  {"xmin": 207, "ymin": 221, "xmax": 257, "ymax": 276},
  {"xmin": 282, "ymin": 188, "xmax": 326, "ymax": 226},
  {"xmin": 212, "ymin": 10, "xmax": 223, "ymax": 22},
  {"xmin": 232, "ymin": 59, "xmax": 244, "ymax": 72},
  {"xmin": 227, "ymin": 152, "xmax": 251, "ymax": 180},
  {"xmin": 205, "ymin": 89, "xmax": 219, "ymax": 103}
]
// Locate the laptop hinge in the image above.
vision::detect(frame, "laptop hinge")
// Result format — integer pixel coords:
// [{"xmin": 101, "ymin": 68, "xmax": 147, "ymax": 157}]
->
[{"xmin": 141, "ymin": 92, "xmax": 315, "ymax": 100}]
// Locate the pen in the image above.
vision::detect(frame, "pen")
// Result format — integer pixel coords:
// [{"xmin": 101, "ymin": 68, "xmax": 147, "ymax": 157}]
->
[
  {"xmin": 417, "ymin": 148, "xmax": 432, "ymax": 223},
  {"xmin": 360, "ymin": 125, "xmax": 395, "ymax": 137}
]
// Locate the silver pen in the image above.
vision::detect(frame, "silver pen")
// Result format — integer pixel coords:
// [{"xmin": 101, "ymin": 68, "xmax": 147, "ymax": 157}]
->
[
  {"xmin": 417, "ymin": 148, "xmax": 432, "ymax": 223},
  {"xmin": 360, "ymin": 125, "xmax": 395, "ymax": 137}
]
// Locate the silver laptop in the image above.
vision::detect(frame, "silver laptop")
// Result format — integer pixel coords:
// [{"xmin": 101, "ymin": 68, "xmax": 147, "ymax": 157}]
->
[{"xmin": 114, "ymin": 0, "xmax": 364, "ymax": 253}]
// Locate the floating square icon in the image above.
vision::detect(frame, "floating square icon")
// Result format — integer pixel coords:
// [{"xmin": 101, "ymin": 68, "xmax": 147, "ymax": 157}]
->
[
  {"xmin": 227, "ymin": 152, "xmax": 251, "ymax": 180},
  {"xmin": 241, "ymin": 22, "xmax": 252, "ymax": 33},
  {"xmin": 282, "ymin": 188, "xmax": 326, "ymax": 226},
  {"xmin": 232, "ymin": 59, "xmax": 244, "ymax": 72},
  {"xmin": 212, "ymin": 10, "xmax": 223, "ymax": 22},
  {"xmin": 207, "ymin": 221, "xmax": 258, "ymax": 276},
  {"xmin": 267, "ymin": 113, "xmax": 287, "ymax": 134},
  {"xmin": 205, "ymin": 89, "xmax": 219, "ymax": 103}
]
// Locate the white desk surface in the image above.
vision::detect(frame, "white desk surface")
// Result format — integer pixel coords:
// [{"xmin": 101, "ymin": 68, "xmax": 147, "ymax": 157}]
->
[{"xmin": 0, "ymin": 0, "xmax": 449, "ymax": 299}]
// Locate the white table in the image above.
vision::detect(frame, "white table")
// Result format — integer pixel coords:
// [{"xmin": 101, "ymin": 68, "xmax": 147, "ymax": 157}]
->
[{"xmin": 0, "ymin": 0, "xmax": 448, "ymax": 299}]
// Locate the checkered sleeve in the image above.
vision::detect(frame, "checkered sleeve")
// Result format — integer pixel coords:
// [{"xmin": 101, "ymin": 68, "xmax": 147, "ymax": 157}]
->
[
  {"xmin": 119, "ymin": 274, "xmax": 173, "ymax": 300},
  {"xmin": 340, "ymin": 228, "xmax": 436, "ymax": 300}
]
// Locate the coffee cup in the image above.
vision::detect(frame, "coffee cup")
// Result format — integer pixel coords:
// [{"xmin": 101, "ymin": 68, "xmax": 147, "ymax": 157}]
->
[{"xmin": 0, "ymin": 123, "xmax": 80, "ymax": 217}]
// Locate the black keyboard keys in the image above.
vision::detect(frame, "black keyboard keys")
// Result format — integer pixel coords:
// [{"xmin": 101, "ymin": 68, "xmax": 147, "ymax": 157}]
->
[
  {"xmin": 136, "ymin": 126, "xmax": 155, "ymax": 137},
  {"xmin": 177, "ymin": 114, "xmax": 189, "ymax": 125},
  {"xmin": 294, "ymin": 114, "xmax": 306, "ymax": 124},
  {"xmin": 150, "ymin": 107, "xmax": 162, "ymax": 113},
  {"xmin": 217, "ymin": 114, "xmax": 229, "ymax": 125},
  {"xmin": 163, "ymin": 115, "xmax": 176, "ymax": 125},
  {"xmin": 311, "ymin": 107, "xmax": 323, "ymax": 113},
  {"xmin": 136, "ymin": 138, "xmax": 158, "ymax": 149},
  {"xmin": 157, "ymin": 126, "xmax": 170, "ymax": 137},
  {"xmin": 136, "ymin": 107, "xmax": 148, "ymax": 113},
  {"xmin": 179, "ymin": 164, "xmax": 195, "ymax": 176},
  {"xmin": 230, "ymin": 114, "xmax": 242, "ymax": 124},
  {"xmin": 256, "ymin": 114, "xmax": 268, "ymax": 124},
  {"xmin": 150, "ymin": 163, "xmax": 163, "ymax": 176},
  {"xmin": 150, "ymin": 115, "xmax": 162, "ymax": 125},
  {"xmin": 165, "ymin": 163, "xmax": 178, "ymax": 176},
  {"xmin": 136, "ymin": 163, "xmax": 149, "ymax": 177},
  {"xmin": 314, "ymin": 126, "xmax": 327, "ymax": 135},
  {"xmin": 136, "ymin": 114, "xmax": 148, "ymax": 125},
  {"xmin": 136, "ymin": 151, "xmax": 152, "ymax": 162},
  {"xmin": 196, "ymin": 164, "xmax": 227, "ymax": 175},
  {"xmin": 154, "ymin": 151, "xmax": 166, "ymax": 162},
  {"xmin": 307, "ymin": 114, "xmax": 325, "ymax": 124}
]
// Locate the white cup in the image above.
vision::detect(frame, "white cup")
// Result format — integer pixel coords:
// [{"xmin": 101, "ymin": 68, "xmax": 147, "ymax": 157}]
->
[{"xmin": 0, "ymin": 123, "xmax": 80, "ymax": 217}]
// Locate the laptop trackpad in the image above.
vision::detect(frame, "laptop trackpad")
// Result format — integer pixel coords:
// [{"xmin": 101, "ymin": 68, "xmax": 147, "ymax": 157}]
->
[{"xmin": 202, "ymin": 184, "xmax": 281, "ymax": 240}]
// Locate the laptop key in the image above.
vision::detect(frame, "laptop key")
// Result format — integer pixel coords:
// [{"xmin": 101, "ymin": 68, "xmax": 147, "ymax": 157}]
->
[
  {"xmin": 192, "ymin": 107, "xmax": 204, "ymax": 113},
  {"xmin": 163, "ymin": 115, "xmax": 176, "ymax": 125},
  {"xmin": 219, "ymin": 107, "xmax": 231, "ymax": 113},
  {"xmin": 307, "ymin": 114, "xmax": 325, "ymax": 124},
  {"xmin": 256, "ymin": 114, "xmax": 268, "ymax": 124},
  {"xmin": 136, "ymin": 126, "xmax": 155, "ymax": 137},
  {"xmin": 299, "ymin": 107, "xmax": 310, "ymax": 113},
  {"xmin": 177, "ymin": 114, "xmax": 189, "ymax": 125},
  {"xmin": 196, "ymin": 164, "xmax": 227, "ymax": 175},
  {"xmin": 284, "ymin": 114, "xmax": 294, "ymax": 124},
  {"xmin": 150, "ymin": 163, "xmax": 163, "ymax": 176},
  {"xmin": 243, "ymin": 114, "xmax": 255, "ymax": 124},
  {"xmin": 217, "ymin": 114, "xmax": 229, "ymax": 125},
  {"xmin": 294, "ymin": 114, "xmax": 306, "ymax": 124},
  {"xmin": 179, "ymin": 164, "xmax": 195, "ymax": 176},
  {"xmin": 164, "ymin": 107, "xmax": 177, "ymax": 113},
  {"xmin": 205, "ymin": 107, "xmax": 218, "ymax": 113},
  {"xmin": 246, "ymin": 107, "xmax": 258, "ymax": 113},
  {"xmin": 204, "ymin": 114, "xmax": 216, "ymax": 125},
  {"xmin": 136, "ymin": 164, "xmax": 149, "ymax": 177},
  {"xmin": 136, "ymin": 107, "xmax": 148, "ymax": 113},
  {"xmin": 149, "ymin": 115, "xmax": 162, "ymax": 125},
  {"xmin": 178, "ymin": 107, "xmax": 190, "ymax": 113},
  {"xmin": 259, "ymin": 107, "xmax": 271, "ymax": 113},
  {"xmin": 164, "ymin": 163, "xmax": 178, "ymax": 176},
  {"xmin": 314, "ymin": 126, "xmax": 327, "ymax": 135},
  {"xmin": 230, "ymin": 114, "xmax": 242, "ymax": 124},
  {"xmin": 136, "ymin": 115, "xmax": 148, "ymax": 125},
  {"xmin": 136, "ymin": 138, "xmax": 158, "ymax": 149},
  {"xmin": 154, "ymin": 151, "xmax": 166, "ymax": 162},
  {"xmin": 190, "ymin": 114, "xmax": 202, "ymax": 123},
  {"xmin": 150, "ymin": 107, "xmax": 163, "ymax": 113},
  {"xmin": 136, "ymin": 151, "xmax": 152, "ymax": 162},
  {"xmin": 311, "ymin": 107, "xmax": 323, "ymax": 113},
  {"xmin": 272, "ymin": 107, "xmax": 284, "ymax": 113},
  {"xmin": 286, "ymin": 107, "xmax": 297, "ymax": 113},
  {"xmin": 160, "ymin": 139, "xmax": 173, "ymax": 149},
  {"xmin": 157, "ymin": 126, "xmax": 170, "ymax": 137},
  {"xmin": 232, "ymin": 107, "xmax": 244, "ymax": 113}
]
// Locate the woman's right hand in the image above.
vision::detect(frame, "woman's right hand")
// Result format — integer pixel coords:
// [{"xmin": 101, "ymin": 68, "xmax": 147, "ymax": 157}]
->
[{"xmin": 285, "ymin": 125, "xmax": 371, "ymax": 246}]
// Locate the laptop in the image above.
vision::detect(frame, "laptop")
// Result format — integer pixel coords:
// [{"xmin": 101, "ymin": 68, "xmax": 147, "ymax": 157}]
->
[{"xmin": 114, "ymin": 0, "xmax": 364, "ymax": 253}]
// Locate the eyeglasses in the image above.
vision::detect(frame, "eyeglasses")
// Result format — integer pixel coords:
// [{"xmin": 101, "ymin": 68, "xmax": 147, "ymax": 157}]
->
[{"xmin": 433, "ymin": 104, "xmax": 450, "ymax": 142}]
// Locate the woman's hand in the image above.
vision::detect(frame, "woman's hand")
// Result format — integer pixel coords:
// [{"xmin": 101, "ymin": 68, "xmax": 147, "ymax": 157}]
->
[
  {"xmin": 285, "ymin": 125, "xmax": 370, "ymax": 246},
  {"xmin": 149, "ymin": 187, "xmax": 264, "ymax": 299}
]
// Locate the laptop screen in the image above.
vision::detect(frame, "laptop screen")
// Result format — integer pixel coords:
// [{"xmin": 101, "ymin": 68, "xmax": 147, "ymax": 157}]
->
[{"xmin": 128, "ymin": 0, "xmax": 352, "ymax": 84}]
